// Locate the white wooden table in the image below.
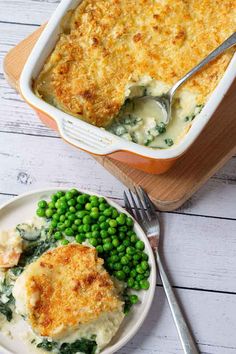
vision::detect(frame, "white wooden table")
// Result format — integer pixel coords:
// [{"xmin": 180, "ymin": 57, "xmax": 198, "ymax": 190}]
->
[{"xmin": 0, "ymin": 1, "xmax": 236, "ymax": 353}]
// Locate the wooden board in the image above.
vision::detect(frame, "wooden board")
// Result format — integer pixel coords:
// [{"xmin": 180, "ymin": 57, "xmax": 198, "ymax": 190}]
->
[{"xmin": 3, "ymin": 26, "xmax": 236, "ymax": 211}]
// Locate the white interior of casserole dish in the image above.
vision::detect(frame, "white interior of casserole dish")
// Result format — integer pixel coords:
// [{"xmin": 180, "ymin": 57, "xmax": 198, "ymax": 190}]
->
[{"xmin": 20, "ymin": 0, "xmax": 236, "ymax": 159}]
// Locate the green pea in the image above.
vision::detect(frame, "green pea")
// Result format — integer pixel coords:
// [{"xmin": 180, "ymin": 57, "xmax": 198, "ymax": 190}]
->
[
  {"xmin": 115, "ymin": 270, "xmax": 126, "ymax": 281},
  {"xmin": 144, "ymin": 270, "xmax": 150, "ymax": 278},
  {"xmin": 91, "ymin": 200, "xmax": 99, "ymax": 207},
  {"xmin": 130, "ymin": 269, "xmax": 137, "ymax": 278},
  {"xmin": 114, "ymin": 262, "xmax": 122, "ymax": 270},
  {"xmin": 103, "ymin": 237, "xmax": 112, "ymax": 244},
  {"xmin": 140, "ymin": 279, "xmax": 150, "ymax": 290},
  {"xmin": 126, "ymin": 217, "xmax": 134, "ymax": 227},
  {"xmin": 65, "ymin": 227, "xmax": 74, "ymax": 236},
  {"xmin": 83, "ymin": 215, "xmax": 92, "ymax": 224},
  {"xmin": 68, "ymin": 199, "xmax": 76, "ymax": 206},
  {"xmin": 91, "ymin": 224, "xmax": 100, "ymax": 231},
  {"xmin": 69, "ymin": 206, "xmax": 76, "ymax": 213},
  {"xmin": 112, "ymin": 238, "xmax": 120, "ymax": 247},
  {"xmin": 109, "ymin": 219, "xmax": 117, "ymax": 228},
  {"xmin": 90, "ymin": 211, "xmax": 99, "ymax": 219},
  {"xmin": 103, "ymin": 243, "xmax": 113, "ymax": 252},
  {"xmin": 141, "ymin": 261, "xmax": 149, "ymax": 271},
  {"xmin": 78, "ymin": 225, "xmax": 84, "ymax": 233},
  {"xmin": 64, "ymin": 220, "xmax": 71, "ymax": 227},
  {"xmin": 130, "ymin": 234, "xmax": 138, "ymax": 243},
  {"xmin": 135, "ymin": 240, "xmax": 145, "ymax": 251},
  {"xmin": 77, "ymin": 195, "xmax": 87, "ymax": 204},
  {"xmin": 129, "ymin": 294, "xmax": 139, "ymax": 304},
  {"xmin": 126, "ymin": 254, "xmax": 132, "ymax": 261},
  {"xmin": 90, "ymin": 238, "xmax": 98, "ymax": 247},
  {"xmin": 133, "ymin": 253, "xmax": 141, "ymax": 261},
  {"xmin": 51, "ymin": 220, "xmax": 58, "ymax": 228},
  {"xmin": 99, "ymin": 203, "xmax": 107, "ymax": 211},
  {"xmin": 68, "ymin": 214, "xmax": 76, "ymax": 222},
  {"xmin": 127, "ymin": 278, "xmax": 135, "ymax": 288},
  {"xmin": 136, "ymin": 265, "xmax": 145, "ymax": 274},
  {"xmin": 57, "ymin": 207, "xmax": 66, "ymax": 216},
  {"xmin": 55, "ymin": 201, "xmax": 60, "ymax": 209},
  {"xmin": 60, "ymin": 215, "xmax": 66, "ymax": 222},
  {"xmin": 108, "ymin": 227, "xmax": 116, "ymax": 235},
  {"xmin": 52, "ymin": 213, "xmax": 60, "ymax": 221},
  {"xmin": 96, "ymin": 245, "xmax": 103, "ymax": 253},
  {"xmin": 36, "ymin": 208, "xmax": 46, "ymax": 217},
  {"xmin": 117, "ymin": 245, "xmax": 125, "ymax": 253},
  {"xmin": 86, "ymin": 232, "xmax": 93, "ymax": 238},
  {"xmin": 54, "ymin": 231, "xmax": 63, "ymax": 240},
  {"xmin": 51, "ymin": 194, "xmax": 58, "ymax": 203},
  {"xmin": 56, "ymin": 191, "xmax": 65, "ymax": 198},
  {"xmin": 123, "ymin": 266, "xmax": 130, "ymax": 274},
  {"xmin": 111, "ymin": 209, "xmax": 119, "ymax": 218},
  {"xmin": 116, "ymin": 216, "xmax": 126, "ymax": 225},
  {"xmin": 110, "ymin": 249, "xmax": 118, "ymax": 255},
  {"xmin": 123, "ymin": 239, "xmax": 131, "ymax": 247},
  {"xmin": 61, "ymin": 239, "xmax": 69, "ymax": 245},
  {"xmin": 100, "ymin": 222, "xmax": 109, "ymax": 230},
  {"xmin": 72, "ymin": 224, "xmax": 78, "ymax": 231},
  {"xmin": 65, "ymin": 191, "xmax": 73, "ymax": 200},
  {"xmin": 142, "ymin": 252, "xmax": 149, "ymax": 261},
  {"xmin": 92, "ymin": 230, "xmax": 99, "ymax": 238},
  {"xmin": 38, "ymin": 200, "xmax": 48, "ymax": 209},
  {"xmin": 74, "ymin": 219, "xmax": 81, "ymax": 226},
  {"xmin": 76, "ymin": 203, "xmax": 83, "ymax": 210},
  {"xmin": 100, "ymin": 230, "xmax": 108, "ymax": 238},
  {"xmin": 70, "ymin": 188, "xmax": 79, "ymax": 196},
  {"xmin": 85, "ymin": 203, "xmax": 91, "ymax": 211},
  {"xmin": 121, "ymin": 256, "xmax": 129, "ymax": 265},
  {"xmin": 103, "ymin": 208, "xmax": 112, "ymax": 217},
  {"xmin": 57, "ymin": 222, "xmax": 66, "ymax": 231},
  {"xmin": 118, "ymin": 232, "xmax": 126, "ymax": 240},
  {"xmin": 133, "ymin": 282, "xmax": 141, "ymax": 291},
  {"xmin": 83, "ymin": 224, "xmax": 90, "ymax": 232},
  {"xmin": 119, "ymin": 225, "xmax": 127, "ymax": 232},
  {"xmin": 76, "ymin": 210, "xmax": 87, "ymax": 218},
  {"xmin": 136, "ymin": 274, "xmax": 145, "ymax": 281},
  {"xmin": 110, "ymin": 255, "xmax": 119, "ymax": 263},
  {"xmin": 126, "ymin": 246, "xmax": 135, "ymax": 255},
  {"xmin": 98, "ymin": 215, "xmax": 106, "ymax": 223}
]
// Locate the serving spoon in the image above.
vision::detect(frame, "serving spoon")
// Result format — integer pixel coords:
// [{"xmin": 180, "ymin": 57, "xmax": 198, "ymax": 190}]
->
[{"xmin": 130, "ymin": 31, "xmax": 236, "ymax": 125}]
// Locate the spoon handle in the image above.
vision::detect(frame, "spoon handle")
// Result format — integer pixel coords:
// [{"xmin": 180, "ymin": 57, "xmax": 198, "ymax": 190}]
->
[{"xmin": 169, "ymin": 31, "xmax": 236, "ymax": 96}]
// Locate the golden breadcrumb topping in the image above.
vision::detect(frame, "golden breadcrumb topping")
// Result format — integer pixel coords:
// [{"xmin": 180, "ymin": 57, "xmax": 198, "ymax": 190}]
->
[
  {"xmin": 34, "ymin": 0, "xmax": 236, "ymax": 127},
  {"xmin": 25, "ymin": 244, "xmax": 123, "ymax": 338}
]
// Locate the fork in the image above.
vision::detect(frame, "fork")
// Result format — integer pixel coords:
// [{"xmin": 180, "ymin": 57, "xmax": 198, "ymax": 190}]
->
[{"xmin": 124, "ymin": 187, "xmax": 199, "ymax": 354}]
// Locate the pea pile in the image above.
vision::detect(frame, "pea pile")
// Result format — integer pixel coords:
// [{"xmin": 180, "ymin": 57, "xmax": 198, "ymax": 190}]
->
[{"xmin": 36, "ymin": 189, "xmax": 150, "ymax": 292}]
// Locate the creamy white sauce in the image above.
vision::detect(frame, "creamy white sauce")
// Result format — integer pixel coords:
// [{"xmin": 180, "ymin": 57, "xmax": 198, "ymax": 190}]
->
[{"xmin": 108, "ymin": 77, "xmax": 204, "ymax": 148}]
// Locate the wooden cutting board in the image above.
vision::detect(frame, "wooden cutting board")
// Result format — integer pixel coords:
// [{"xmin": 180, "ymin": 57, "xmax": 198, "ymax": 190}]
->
[{"xmin": 3, "ymin": 26, "xmax": 236, "ymax": 211}]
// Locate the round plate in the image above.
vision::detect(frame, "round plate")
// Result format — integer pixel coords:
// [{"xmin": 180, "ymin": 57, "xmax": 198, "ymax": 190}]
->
[{"xmin": 0, "ymin": 188, "xmax": 156, "ymax": 354}]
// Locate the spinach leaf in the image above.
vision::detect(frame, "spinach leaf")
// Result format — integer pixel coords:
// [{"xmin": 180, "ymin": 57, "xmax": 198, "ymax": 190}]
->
[
  {"xmin": 59, "ymin": 339, "xmax": 97, "ymax": 354},
  {"xmin": 10, "ymin": 266, "xmax": 24, "ymax": 276},
  {"xmin": 0, "ymin": 301, "xmax": 12, "ymax": 321},
  {"xmin": 37, "ymin": 338, "xmax": 97, "ymax": 354},
  {"xmin": 19, "ymin": 239, "xmax": 56, "ymax": 267},
  {"xmin": 37, "ymin": 340, "xmax": 57, "ymax": 352}
]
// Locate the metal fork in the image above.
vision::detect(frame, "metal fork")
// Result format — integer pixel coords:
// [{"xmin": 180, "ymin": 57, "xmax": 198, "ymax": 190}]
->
[{"xmin": 124, "ymin": 187, "xmax": 199, "ymax": 354}]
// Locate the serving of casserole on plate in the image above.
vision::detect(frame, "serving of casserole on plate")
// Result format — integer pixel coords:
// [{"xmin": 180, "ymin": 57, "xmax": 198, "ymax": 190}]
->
[
  {"xmin": 20, "ymin": 0, "xmax": 236, "ymax": 173},
  {"xmin": 0, "ymin": 189, "xmax": 156, "ymax": 354}
]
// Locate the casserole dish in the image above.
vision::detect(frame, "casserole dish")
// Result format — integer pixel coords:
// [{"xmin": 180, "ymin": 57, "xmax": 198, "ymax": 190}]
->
[{"xmin": 20, "ymin": 0, "xmax": 236, "ymax": 174}]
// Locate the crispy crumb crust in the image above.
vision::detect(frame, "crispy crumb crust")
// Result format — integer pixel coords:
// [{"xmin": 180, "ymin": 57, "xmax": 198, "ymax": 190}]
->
[
  {"xmin": 25, "ymin": 244, "xmax": 123, "ymax": 338},
  {"xmin": 34, "ymin": 0, "xmax": 236, "ymax": 127}
]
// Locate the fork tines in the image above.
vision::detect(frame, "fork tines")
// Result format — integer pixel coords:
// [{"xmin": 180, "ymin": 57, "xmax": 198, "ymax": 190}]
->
[{"xmin": 124, "ymin": 187, "xmax": 156, "ymax": 223}]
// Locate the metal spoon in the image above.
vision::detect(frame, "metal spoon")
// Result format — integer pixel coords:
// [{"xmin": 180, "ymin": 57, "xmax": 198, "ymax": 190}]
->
[{"xmin": 131, "ymin": 32, "xmax": 236, "ymax": 125}]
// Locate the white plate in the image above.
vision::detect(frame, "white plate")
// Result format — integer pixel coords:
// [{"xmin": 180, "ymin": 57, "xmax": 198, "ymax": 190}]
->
[{"xmin": 0, "ymin": 188, "xmax": 156, "ymax": 354}]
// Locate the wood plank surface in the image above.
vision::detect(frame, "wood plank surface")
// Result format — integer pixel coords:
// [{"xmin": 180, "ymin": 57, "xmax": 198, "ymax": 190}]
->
[{"xmin": 0, "ymin": 2, "xmax": 236, "ymax": 353}]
